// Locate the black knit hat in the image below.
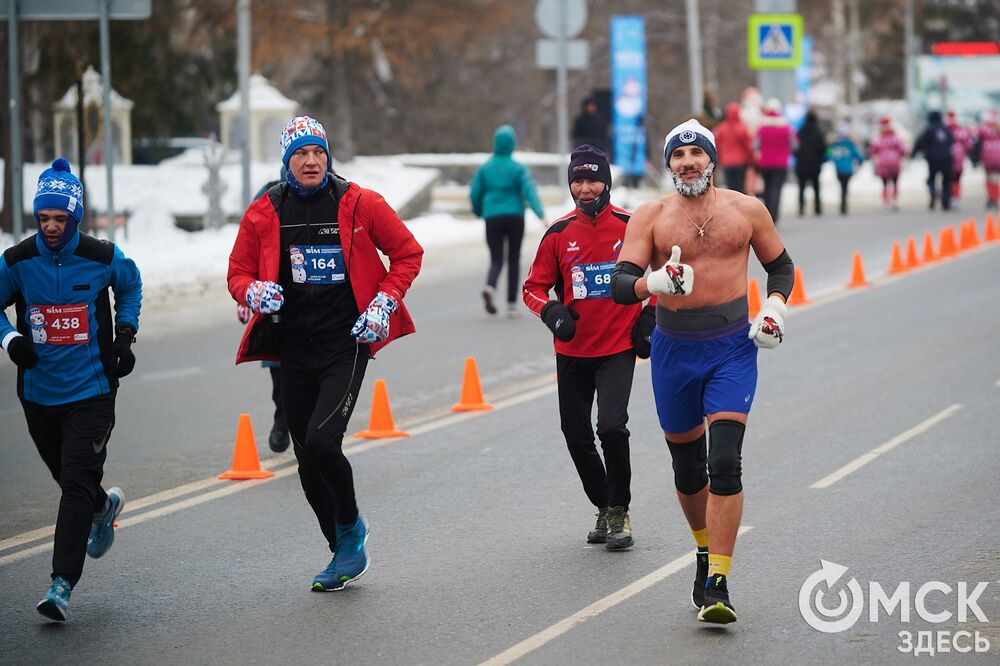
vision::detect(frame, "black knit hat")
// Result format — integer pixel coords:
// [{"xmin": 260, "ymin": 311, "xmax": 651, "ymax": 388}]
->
[{"xmin": 568, "ymin": 144, "xmax": 612, "ymax": 190}]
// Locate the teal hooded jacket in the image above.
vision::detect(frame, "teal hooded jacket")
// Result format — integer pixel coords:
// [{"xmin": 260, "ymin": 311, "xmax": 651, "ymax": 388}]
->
[{"xmin": 470, "ymin": 125, "xmax": 545, "ymax": 221}]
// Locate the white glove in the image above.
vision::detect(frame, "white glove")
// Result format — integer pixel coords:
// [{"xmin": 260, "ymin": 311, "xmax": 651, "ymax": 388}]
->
[
  {"xmin": 646, "ymin": 245, "xmax": 694, "ymax": 296},
  {"xmin": 246, "ymin": 280, "xmax": 284, "ymax": 314},
  {"xmin": 748, "ymin": 295, "xmax": 787, "ymax": 349},
  {"xmin": 351, "ymin": 291, "xmax": 398, "ymax": 344}
]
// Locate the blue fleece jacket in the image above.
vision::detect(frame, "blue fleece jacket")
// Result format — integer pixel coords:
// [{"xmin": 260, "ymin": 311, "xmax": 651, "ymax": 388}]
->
[{"xmin": 0, "ymin": 231, "xmax": 142, "ymax": 405}]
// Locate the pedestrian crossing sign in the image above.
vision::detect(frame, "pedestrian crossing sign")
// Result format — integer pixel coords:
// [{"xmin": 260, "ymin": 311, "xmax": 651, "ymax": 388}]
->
[{"xmin": 748, "ymin": 14, "xmax": 803, "ymax": 70}]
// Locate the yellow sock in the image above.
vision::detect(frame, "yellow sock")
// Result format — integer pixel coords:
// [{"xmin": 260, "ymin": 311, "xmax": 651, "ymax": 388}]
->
[
  {"xmin": 691, "ymin": 528, "xmax": 709, "ymax": 549},
  {"xmin": 707, "ymin": 554, "xmax": 732, "ymax": 579}
]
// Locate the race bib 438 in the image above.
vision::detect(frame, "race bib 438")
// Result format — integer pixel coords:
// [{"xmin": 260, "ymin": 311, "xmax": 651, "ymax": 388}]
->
[{"xmin": 27, "ymin": 303, "xmax": 90, "ymax": 345}]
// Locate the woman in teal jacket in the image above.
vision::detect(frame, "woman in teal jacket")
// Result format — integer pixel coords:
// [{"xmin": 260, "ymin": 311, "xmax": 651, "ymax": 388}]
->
[{"xmin": 470, "ymin": 125, "xmax": 545, "ymax": 317}]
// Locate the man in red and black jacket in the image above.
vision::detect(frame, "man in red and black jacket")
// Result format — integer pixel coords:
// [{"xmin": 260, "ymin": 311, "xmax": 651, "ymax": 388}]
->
[
  {"xmin": 523, "ymin": 144, "xmax": 655, "ymax": 551},
  {"xmin": 228, "ymin": 116, "xmax": 422, "ymax": 592}
]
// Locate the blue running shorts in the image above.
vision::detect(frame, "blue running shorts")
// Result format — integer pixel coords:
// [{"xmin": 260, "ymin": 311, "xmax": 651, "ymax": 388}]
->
[{"xmin": 650, "ymin": 321, "xmax": 758, "ymax": 433}]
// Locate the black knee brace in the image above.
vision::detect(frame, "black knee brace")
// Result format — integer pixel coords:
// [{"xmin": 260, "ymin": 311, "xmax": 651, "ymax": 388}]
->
[
  {"xmin": 666, "ymin": 433, "xmax": 708, "ymax": 495},
  {"xmin": 708, "ymin": 420, "xmax": 745, "ymax": 496}
]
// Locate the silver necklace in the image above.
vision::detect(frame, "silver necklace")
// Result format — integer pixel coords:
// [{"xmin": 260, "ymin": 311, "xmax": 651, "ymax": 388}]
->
[{"xmin": 677, "ymin": 188, "xmax": 716, "ymax": 237}]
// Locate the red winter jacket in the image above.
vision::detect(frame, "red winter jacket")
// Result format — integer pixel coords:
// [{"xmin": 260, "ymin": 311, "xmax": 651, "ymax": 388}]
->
[
  {"xmin": 714, "ymin": 103, "xmax": 754, "ymax": 168},
  {"xmin": 523, "ymin": 204, "xmax": 646, "ymax": 358},
  {"xmin": 227, "ymin": 178, "xmax": 423, "ymax": 363}
]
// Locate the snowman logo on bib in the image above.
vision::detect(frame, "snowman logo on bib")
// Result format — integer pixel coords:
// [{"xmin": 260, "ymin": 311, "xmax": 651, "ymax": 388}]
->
[
  {"xmin": 571, "ymin": 265, "xmax": 588, "ymax": 299},
  {"xmin": 28, "ymin": 307, "xmax": 47, "ymax": 344},
  {"xmin": 290, "ymin": 247, "xmax": 308, "ymax": 284}
]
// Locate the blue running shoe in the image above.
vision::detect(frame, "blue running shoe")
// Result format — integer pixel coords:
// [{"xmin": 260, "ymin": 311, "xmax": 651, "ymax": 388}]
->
[
  {"xmin": 311, "ymin": 556, "xmax": 341, "ymax": 592},
  {"xmin": 87, "ymin": 487, "xmax": 124, "ymax": 559},
  {"xmin": 332, "ymin": 515, "xmax": 369, "ymax": 588},
  {"xmin": 36, "ymin": 577, "xmax": 72, "ymax": 622}
]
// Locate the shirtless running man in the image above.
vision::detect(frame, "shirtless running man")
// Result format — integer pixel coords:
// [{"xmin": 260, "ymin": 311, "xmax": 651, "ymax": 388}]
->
[{"xmin": 611, "ymin": 119, "xmax": 794, "ymax": 624}]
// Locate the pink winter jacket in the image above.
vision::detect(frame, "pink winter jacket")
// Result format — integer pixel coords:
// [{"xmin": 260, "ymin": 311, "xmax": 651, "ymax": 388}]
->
[
  {"xmin": 754, "ymin": 114, "xmax": 796, "ymax": 169},
  {"xmin": 869, "ymin": 132, "xmax": 907, "ymax": 178}
]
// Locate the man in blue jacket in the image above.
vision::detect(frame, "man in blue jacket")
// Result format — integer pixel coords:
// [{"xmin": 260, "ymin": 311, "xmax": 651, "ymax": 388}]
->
[{"xmin": 0, "ymin": 158, "xmax": 142, "ymax": 622}]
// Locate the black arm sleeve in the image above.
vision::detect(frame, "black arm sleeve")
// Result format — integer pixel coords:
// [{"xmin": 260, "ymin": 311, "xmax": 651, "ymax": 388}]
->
[
  {"xmin": 611, "ymin": 261, "xmax": 644, "ymax": 305},
  {"xmin": 762, "ymin": 249, "xmax": 794, "ymax": 301}
]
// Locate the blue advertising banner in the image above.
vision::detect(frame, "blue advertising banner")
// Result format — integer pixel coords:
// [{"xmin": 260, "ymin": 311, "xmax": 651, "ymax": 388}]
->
[{"xmin": 610, "ymin": 15, "xmax": 647, "ymax": 177}]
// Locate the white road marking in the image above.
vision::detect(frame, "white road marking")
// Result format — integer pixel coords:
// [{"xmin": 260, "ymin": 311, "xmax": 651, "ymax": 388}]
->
[
  {"xmin": 810, "ymin": 404, "xmax": 962, "ymax": 489},
  {"xmin": 0, "ymin": 380, "xmax": 561, "ymax": 567},
  {"xmin": 479, "ymin": 526, "xmax": 754, "ymax": 666},
  {"xmin": 138, "ymin": 367, "xmax": 204, "ymax": 382}
]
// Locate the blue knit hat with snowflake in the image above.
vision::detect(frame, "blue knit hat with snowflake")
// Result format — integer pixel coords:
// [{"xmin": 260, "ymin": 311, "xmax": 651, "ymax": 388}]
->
[
  {"xmin": 279, "ymin": 115, "xmax": 331, "ymax": 196},
  {"xmin": 33, "ymin": 158, "xmax": 84, "ymax": 251}
]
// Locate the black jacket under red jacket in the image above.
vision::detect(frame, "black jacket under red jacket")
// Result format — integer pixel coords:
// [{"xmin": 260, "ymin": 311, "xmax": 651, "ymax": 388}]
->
[{"xmin": 523, "ymin": 203, "xmax": 645, "ymax": 358}]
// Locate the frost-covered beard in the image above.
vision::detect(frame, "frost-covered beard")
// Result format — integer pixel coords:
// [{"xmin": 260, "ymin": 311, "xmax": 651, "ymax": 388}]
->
[{"xmin": 669, "ymin": 162, "xmax": 715, "ymax": 198}]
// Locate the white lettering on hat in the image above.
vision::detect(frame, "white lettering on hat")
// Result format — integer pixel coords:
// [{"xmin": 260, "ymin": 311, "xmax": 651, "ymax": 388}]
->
[
  {"xmin": 67, "ymin": 196, "xmax": 77, "ymax": 212},
  {"xmin": 573, "ymin": 164, "xmax": 600, "ymax": 173}
]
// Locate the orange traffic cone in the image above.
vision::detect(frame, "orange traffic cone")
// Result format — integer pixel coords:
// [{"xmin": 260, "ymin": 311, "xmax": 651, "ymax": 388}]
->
[
  {"xmin": 938, "ymin": 226, "xmax": 958, "ymax": 259},
  {"xmin": 967, "ymin": 218, "xmax": 981, "ymax": 247},
  {"xmin": 846, "ymin": 252, "xmax": 870, "ymax": 288},
  {"xmin": 921, "ymin": 231, "xmax": 938, "ymax": 263},
  {"xmin": 452, "ymin": 357, "xmax": 493, "ymax": 412},
  {"xmin": 985, "ymin": 213, "xmax": 999, "ymax": 242},
  {"xmin": 958, "ymin": 219, "xmax": 977, "ymax": 251},
  {"xmin": 786, "ymin": 267, "xmax": 812, "ymax": 306},
  {"xmin": 219, "ymin": 414, "xmax": 274, "ymax": 480},
  {"xmin": 904, "ymin": 236, "xmax": 921, "ymax": 270},
  {"xmin": 887, "ymin": 241, "xmax": 907, "ymax": 275},
  {"xmin": 747, "ymin": 278, "xmax": 762, "ymax": 320},
  {"xmin": 356, "ymin": 379, "xmax": 409, "ymax": 438}
]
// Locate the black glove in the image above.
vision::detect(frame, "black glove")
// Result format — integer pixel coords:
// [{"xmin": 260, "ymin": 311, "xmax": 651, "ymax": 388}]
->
[
  {"xmin": 7, "ymin": 335, "xmax": 39, "ymax": 369},
  {"xmin": 540, "ymin": 301, "xmax": 580, "ymax": 342},
  {"xmin": 631, "ymin": 305, "xmax": 656, "ymax": 359},
  {"xmin": 111, "ymin": 325, "xmax": 136, "ymax": 378}
]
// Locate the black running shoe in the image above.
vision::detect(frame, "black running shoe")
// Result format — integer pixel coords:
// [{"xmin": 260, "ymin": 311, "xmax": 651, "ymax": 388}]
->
[
  {"xmin": 692, "ymin": 551, "xmax": 709, "ymax": 609},
  {"xmin": 605, "ymin": 506, "xmax": 633, "ymax": 550},
  {"xmin": 482, "ymin": 287, "xmax": 498, "ymax": 315},
  {"xmin": 698, "ymin": 574, "xmax": 737, "ymax": 624},
  {"xmin": 587, "ymin": 508, "xmax": 610, "ymax": 544},
  {"xmin": 269, "ymin": 424, "xmax": 290, "ymax": 453}
]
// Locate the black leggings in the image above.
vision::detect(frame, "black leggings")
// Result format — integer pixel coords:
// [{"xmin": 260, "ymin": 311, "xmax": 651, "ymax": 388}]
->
[
  {"xmin": 723, "ymin": 166, "xmax": 746, "ymax": 194},
  {"xmin": 485, "ymin": 215, "xmax": 525, "ymax": 304},
  {"xmin": 556, "ymin": 350, "xmax": 635, "ymax": 510},
  {"xmin": 797, "ymin": 172, "xmax": 821, "ymax": 215},
  {"xmin": 837, "ymin": 173, "xmax": 852, "ymax": 214},
  {"xmin": 281, "ymin": 341, "xmax": 369, "ymax": 552},
  {"xmin": 759, "ymin": 168, "xmax": 787, "ymax": 223},
  {"xmin": 22, "ymin": 393, "xmax": 115, "ymax": 586}
]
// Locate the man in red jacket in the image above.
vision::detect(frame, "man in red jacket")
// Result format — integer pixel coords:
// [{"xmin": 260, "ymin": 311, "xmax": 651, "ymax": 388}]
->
[
  {"xmin": 523, "ymin": 145, "xmax": 654, "ymax": 551},
  {"xmin": 228, "ymin": 115, "xmax": 423, "ymax": 591}
]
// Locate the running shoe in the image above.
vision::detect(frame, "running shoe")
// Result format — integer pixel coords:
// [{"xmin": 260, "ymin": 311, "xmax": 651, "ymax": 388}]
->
[
  {"xmin": 36, "ymin": 577, "xmax": 72, "ymax": 622},
  {"xmin": 268, "ymin": 422, "xmax": 290, "ymax": 453},
  {"xmin": 86, "ymin": 487, "xmax": 124, "ymax": 559},
  {"xmin": 482, "ymin": 287, "xmax": 497, "ymax": 315},
  {"xmin": 698, "ymin": 574, "xmax": 737, "ymax": 624},
  {"xmin": 311, "ymin": 556, "xmax": 341, "ymax": 592},
  {"xmin": 587, "ymin": 507, "xmax": 610, "ymax": 544},
  {"xmin": 332, "ymin": 515, "xmax": 370, "ymax": 588},
  {"xmin": 605, "ymin": 506, "xmax": 633, "ymax": 550},
  {"xmin": 692, "ymin": 550, "xmax": 709, "ymax": 609}
]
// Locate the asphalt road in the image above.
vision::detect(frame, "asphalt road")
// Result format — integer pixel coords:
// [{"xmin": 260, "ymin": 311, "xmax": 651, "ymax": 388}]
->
[{"xmin": 2, "ymin": 200, "xmax": 999, "ymax": 664}]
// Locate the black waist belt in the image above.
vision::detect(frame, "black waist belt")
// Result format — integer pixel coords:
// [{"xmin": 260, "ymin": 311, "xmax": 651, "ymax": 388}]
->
[{"xmin": 655, "ymin": 296, "xmax": 748, "ymax": 332}]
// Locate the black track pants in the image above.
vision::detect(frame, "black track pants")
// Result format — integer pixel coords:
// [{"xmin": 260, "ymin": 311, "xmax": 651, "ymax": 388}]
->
[
  {"xmin": 556, "ymin": 350, "xmax": 635, "ymax": 510},
  {"xmin": 22, "ymin": 392, "xmax": 115, "ymax": 586},
  {"xmin": 281, "ymin": 342, "xmax": 369, "ymax": 552}
]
